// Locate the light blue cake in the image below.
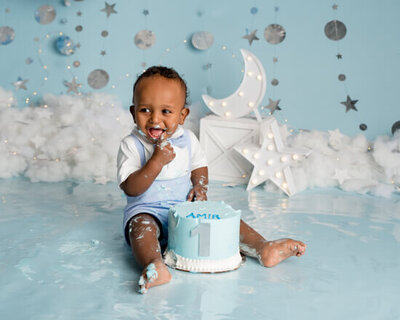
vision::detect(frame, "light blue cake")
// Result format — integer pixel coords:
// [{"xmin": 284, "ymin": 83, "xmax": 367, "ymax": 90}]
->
[{"xmin": 163, "ymin": 201, "xmax": 242, "ymax": 273}]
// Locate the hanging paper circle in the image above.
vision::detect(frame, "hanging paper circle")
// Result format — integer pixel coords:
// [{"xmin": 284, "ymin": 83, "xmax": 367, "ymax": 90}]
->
[
  {"xmin": 338, "ymin": 74, "xmax": 346, "ymax": 81},
  {"xmin": 35, "ymin": 5, "xmax": 56, "ymax": 25},
  {"xmin": 101, "ymin": 30, "xmax": 108, "ymax": 37},
  {"xmin": 0, "ymin": 26, "xmax": 15, "ymax": 45},
  {"xmin": 73, "ymin": 60, "xmax": 80, "ymax": 68},
  {"xmin": 264, "ymin": 24, "xmax": 286, "ymax": 44},
  {"xmin": 250, "ymin": 7, "xmax": 258, "ymax": 15},
  {"xmin": 359, "ymin": 123, "xmax": 367, "ymax": 131},
  {"xmin": 55, "ymin": 35, "xmax": 76, "ymax": 55},
  {"xmin": 134, "ymin": 30, "xmax": 156, "ymax": 50},
  {"xmin": 87, "ymin": 69, "xmax": 109, "ymax": 89},
  {"xmin": 392, "ymin": 121, "xmax": 400, "ymax": 135},
  {"xmin": 271, "ymin": 79, "xmax": 279, "ymax": 86},
  {"xmin": 75, "ymin": 25, "xmax": 83, "ymax": 32},
  {"xmin": 324, "ymin": 20, "xmax": 346, "ymax": 41},
  {"xmin": 191, "ymin": 32, "xmax": 214, "ymax": 50}
]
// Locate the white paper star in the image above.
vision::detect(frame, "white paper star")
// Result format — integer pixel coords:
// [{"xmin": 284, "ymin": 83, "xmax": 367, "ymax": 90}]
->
[
  {"xmin": 242, "ymin": 30, "xmax": 259, "ymax": 45},
  {"xmin": 36, "ymin": 109, "xmax": 53, "ymax": 120},
  {"xmin": 30, "ymin": 134, "xmax": 46, "ymax": 148},
  {"xmin": 328, "ymin": 128, "xmax": 344, "ymax": 144},
  {"xmin": 94, "ymin": 176, "xmax": 110, "ymax": 185},
  {"xmin": 12, "ymin": 77, "xmax": 28, "ymax": 90},
  {"xmin": 234, "ymin": 117, "xmax": 311, "ymax": 195},
  {"xmin": 333, "ymin": 168, "xmax": 349, "ymax": 185},
  {"xmin": 64, "ymin": 78, "xmax": 81, "ymax": 94},
  {"xmin": 101, "ymin": 2, "xmax": 117, "ymax": 18}
]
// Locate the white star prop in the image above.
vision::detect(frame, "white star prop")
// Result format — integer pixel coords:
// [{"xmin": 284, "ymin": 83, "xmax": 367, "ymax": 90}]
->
[
  {"xmin": 12, "ymin": 77, "xmax": 28, "ymax": 90},
  {"xmin": 101, "ymin": 2, "xmax": 117, "ymax": 18},
  {"xmin": 64, "ymin": 78, "xmax": 81, "ymax": 94},
  {"xmin": 234, "ymin": 117, "xmax": 311, "ymax": 195},
  {"xmin": 333, "ymin": 168, "xmax": 350, "ymax": 185}
]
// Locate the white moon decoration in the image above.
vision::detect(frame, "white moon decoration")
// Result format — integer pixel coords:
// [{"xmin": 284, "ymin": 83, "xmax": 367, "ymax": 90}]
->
[{"xmin": 201, "ymin": 49, "xmax": 266, "ymax": 121}]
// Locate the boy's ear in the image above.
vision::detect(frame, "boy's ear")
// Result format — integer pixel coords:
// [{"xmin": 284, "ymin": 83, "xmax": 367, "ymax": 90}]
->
[
  {"xmin": 179, "ymin": 107, "xmax": 190, "ymax": 124},
  {"xmin": 129, "ymin": 105, "xmax": 136, "ymax": 123}
]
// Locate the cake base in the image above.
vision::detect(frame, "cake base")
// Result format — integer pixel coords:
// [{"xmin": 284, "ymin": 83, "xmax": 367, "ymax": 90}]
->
[{"xmin": 163, "ymin": 250, "xmax": 243, "ymax": 273}]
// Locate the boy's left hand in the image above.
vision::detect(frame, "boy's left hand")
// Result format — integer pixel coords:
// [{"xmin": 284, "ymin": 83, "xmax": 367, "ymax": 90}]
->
[{"xmin": 187, "ymin": 184, "xmax": 208, "ymax": 201}]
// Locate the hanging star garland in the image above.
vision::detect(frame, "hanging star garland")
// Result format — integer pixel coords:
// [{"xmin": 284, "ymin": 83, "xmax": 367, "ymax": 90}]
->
[
  {"xmin": 64, "ymin": 78, "xmax": 81, "ymax": 94},
  {"xmin": 341, "ymin": 95, "xmax": 358, "ymax": 112},
  {"xmin": 12, "ymin": 77, "xmax": 28, "ymax": 90},
  {"xmin": 101, "ymin": 2, "xmax": 117, "ymax": 18},
  {"xmin": 234, "ymin": 117, "xmax": 311, "ymax": 195},
  {"xmin": 242, "ymin": 30, "xmax": 259, "ymax": 45}
]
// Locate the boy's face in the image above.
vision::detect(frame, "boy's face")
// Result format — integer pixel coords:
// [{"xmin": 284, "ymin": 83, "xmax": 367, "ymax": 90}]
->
[{"xmin": 131, "ymin": 75, "xmax": 189, "ymax": 142}]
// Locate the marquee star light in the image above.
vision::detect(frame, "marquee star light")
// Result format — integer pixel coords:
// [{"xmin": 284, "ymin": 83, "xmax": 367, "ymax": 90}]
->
[{"xmin": 234, "ymin": 117, "xmax": 311, "ymax": 196}]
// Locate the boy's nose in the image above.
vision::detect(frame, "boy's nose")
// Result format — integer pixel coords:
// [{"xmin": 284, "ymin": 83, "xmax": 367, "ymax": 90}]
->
[{"xmin": 149, "ymin": 112, "xmax": 160, "ymax": 124}]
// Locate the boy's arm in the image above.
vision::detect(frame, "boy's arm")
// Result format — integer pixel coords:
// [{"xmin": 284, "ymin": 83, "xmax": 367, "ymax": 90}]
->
[
  {"xmin": 120, "ymin": 137, "xmax": 176, "ymax": 197},
  {"xmin": 120, "ymin": 157, "xmax": 163, "ymax": 197},
  {"xmin": 187, "ymin": 166, "xmax": 208, "ymax": 201}
]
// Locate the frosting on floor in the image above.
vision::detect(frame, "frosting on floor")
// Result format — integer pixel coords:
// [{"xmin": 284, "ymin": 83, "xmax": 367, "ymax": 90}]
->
[{"xmin": 0, "ymin": 178, "xmax": 399, "ymax": 319}]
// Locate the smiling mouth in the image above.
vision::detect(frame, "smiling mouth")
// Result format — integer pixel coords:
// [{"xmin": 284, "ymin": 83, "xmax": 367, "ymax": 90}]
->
[{"xmin": 148, "ymin": 127, "xmax": 166, "ymax": 139}]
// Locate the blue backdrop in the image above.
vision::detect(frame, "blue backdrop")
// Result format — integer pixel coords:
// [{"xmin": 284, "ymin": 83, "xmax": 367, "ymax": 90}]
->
[{"xmin": 1, "ymin": 0, "xmax": 400, "ymax": 139}]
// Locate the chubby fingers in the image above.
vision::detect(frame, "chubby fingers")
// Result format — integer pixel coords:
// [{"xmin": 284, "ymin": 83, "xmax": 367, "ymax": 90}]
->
[{"xmin": 187, "ymin": 189, "xmax": 195, "ymax": 201}]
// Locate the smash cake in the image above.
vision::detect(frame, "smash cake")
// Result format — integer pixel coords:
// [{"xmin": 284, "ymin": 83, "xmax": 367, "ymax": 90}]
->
[{"xmin": 163, "ymin": 201, "xmax": 242, "ymax": 273}]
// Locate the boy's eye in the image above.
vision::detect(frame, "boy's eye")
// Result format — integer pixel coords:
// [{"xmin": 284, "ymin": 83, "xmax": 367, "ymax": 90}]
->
[
  {"xmin": 162, "ymin": 109, "xmax": 171, "ymax": 114},
  {"xmin": 139, "ymin": 108, "xmax": 150, "ymax": 113}
]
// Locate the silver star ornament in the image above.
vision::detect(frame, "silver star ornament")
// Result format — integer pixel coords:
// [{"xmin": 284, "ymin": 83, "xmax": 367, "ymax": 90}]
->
[
  {"xmin": 101, "ymin": 2, "xmax": 117, "ymax": 18},
  {"xmin": 12, "ymin": 77, "xmax": 28, "ymax": 90},
  {"xmin": 341, "ymin": 95, "xmax": 358, "ymax": 112},
  {"xmin": 64, "ymin": 78, "xmax": 81, "ymax": 94},
  {"xmin": 242, "ymin": 30, "xmax": 259, "ymax": 45},
  {"xmin": 264, "ymin": 98, "xmax": 281, "ymax": 115}
]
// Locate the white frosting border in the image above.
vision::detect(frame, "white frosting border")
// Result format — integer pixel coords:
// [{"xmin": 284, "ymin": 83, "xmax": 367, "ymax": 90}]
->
[{"xmin": 163, "ymin": 250, "xmax": 242, "ymax": 273}]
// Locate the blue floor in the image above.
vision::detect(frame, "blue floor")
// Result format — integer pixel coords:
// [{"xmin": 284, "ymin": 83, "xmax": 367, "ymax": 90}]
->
[{"xmin": 1, "ymin": 178, "xmax": 400, "ymax": 320}]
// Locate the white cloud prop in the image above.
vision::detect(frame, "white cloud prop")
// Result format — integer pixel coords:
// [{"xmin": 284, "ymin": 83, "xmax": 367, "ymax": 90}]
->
[
  {"xmin": 0, "ymin": 88, "xmax": 133, "ymax": 183},
  {"xmin": 0, "ymin": 87, "xmax": 399, "ymax": 197}
]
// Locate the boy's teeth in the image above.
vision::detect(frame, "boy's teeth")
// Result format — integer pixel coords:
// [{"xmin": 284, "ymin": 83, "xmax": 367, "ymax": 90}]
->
[{"xmin": 149, "ymin": 128, "xmax": 164, "ymax": 139}]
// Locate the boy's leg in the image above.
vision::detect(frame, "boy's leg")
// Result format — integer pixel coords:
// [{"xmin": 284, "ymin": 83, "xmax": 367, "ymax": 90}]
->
[
  {"xmin": 240, "ymin": 219, "xmax": 306, "ymax": 267},
  {"xmin": 128, "ymin": 213, "xmax": 171, "ymax": 293}
]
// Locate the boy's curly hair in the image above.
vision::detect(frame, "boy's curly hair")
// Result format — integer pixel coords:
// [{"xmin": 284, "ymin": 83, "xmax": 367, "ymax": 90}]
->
[{"xmin": 132, "ymin": 66, "xmax": 189, "ymax": 106}]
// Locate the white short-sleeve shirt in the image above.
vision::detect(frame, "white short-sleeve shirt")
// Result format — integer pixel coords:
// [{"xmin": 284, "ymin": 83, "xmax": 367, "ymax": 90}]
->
[{"xmin": 117, "ymin": 125, "xmax": 207, "ymax": 185}]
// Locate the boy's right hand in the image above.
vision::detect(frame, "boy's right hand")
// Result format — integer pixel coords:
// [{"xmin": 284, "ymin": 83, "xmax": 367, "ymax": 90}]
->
[{"xmin": 152, "ymin": 133, "xmax": 176, "ymax": 166}]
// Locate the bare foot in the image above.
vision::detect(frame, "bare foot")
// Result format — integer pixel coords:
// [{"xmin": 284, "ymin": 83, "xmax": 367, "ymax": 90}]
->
[
  {"xmin": 258, "ymin": 239, "xmax": 306, "ymax": 267},
  {"xmin": 138, "ymin": 259, "xmax": 172, "ymax": 294}
]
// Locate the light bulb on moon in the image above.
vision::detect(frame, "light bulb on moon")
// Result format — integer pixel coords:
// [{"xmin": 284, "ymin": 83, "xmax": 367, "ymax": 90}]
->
[{"xmin": 202, "ymin": 49, "xmax": 267, "ymax": 121}]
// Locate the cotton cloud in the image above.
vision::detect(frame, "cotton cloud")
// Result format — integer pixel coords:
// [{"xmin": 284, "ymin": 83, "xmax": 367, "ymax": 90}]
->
[{"xmin": 0, "ymin": 87, "xmax": 399, "ymax": 197}]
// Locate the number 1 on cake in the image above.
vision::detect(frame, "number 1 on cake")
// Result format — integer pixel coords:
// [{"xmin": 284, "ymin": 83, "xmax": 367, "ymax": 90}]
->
[{"xmin": 191, "ymin": 223, "xmax": 211, "ymax": 257}]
